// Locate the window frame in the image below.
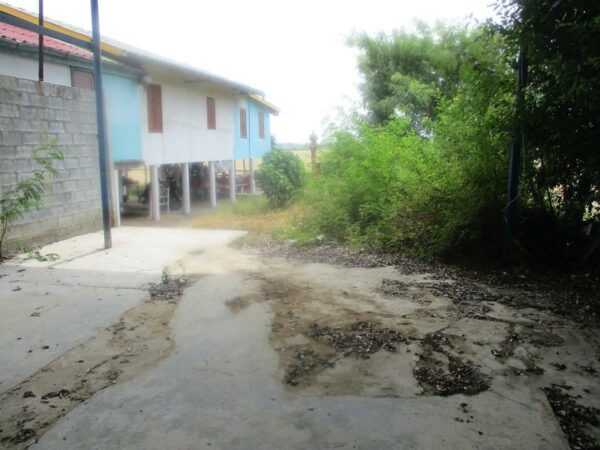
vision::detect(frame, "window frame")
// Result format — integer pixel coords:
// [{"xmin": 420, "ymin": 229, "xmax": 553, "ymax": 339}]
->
[
  {"xmin": 240, "ymin": 107, "xmax": 247, "ymax": 139},
  {"xmin": 258, "ymin": 111, "xmax": 265, "ymax": 139},
  {"xmin": 206, "ymin": 96, "xmax": 216, "ymax": 130},
  {"xmin": 147, "ymin": 84, "xmax": 163, "ymax": 133},
  {"xmin": 70, "ymin": 67, "xmax": 94, "ymax": 90}
]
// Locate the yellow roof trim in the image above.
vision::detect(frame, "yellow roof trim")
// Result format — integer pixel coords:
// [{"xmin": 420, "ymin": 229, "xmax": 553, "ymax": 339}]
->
[
  {"xmin": 0, "ymin": 3, "xmax": 125, "ymax": 57},
  {"xmin": 249, "ymin": 94, "xmax": 279, "ymax": 114}
]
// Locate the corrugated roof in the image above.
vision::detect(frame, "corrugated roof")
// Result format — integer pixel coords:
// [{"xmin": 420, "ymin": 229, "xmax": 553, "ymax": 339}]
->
[
  {"xmin": 0, "ymin": 1, "xmax": 277, "ymax": 103},
  {"xmin": 249, "ymin": 94, "xmax": 280, "ymax": 115},
  {"xmin": 0, "ymin": 21, "xmax": 91, "ymax": 59}
]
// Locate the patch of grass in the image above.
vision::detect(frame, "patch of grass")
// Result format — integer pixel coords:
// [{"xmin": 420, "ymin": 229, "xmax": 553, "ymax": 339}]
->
[{"xmin": 190, "ymin": 195, "xmax": 302, "ymax": 238}]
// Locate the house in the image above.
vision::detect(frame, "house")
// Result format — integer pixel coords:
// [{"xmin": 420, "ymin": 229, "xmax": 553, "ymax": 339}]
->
[{"xmin": 0, "ymin": 2, "xmax": 278, "ymax": 224}]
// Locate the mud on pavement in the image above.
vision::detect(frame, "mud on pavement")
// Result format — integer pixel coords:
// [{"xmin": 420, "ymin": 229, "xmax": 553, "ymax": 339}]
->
[
  {"xmin": 226, "ymin": 253, "xmax": 600, "ymax": 448},
  {"xmin": 0, "ymin": 277, "xmax": 192, "ymax": 449}
]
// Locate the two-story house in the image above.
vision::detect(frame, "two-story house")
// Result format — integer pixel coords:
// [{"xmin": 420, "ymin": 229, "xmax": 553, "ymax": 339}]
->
[{"xmin": 0, "ymin": 2, "xmax": 278, "ymax": 224}]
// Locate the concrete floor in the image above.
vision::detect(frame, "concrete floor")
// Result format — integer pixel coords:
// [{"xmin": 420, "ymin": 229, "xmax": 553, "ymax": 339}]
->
[{"xmin": 1, "ymin": 227, "xmax": 586, "ymax": 449}]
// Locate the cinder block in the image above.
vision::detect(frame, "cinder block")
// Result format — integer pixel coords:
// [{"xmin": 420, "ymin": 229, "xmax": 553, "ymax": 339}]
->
[
  {"xmin": 1, "ymin": 130, "xmax": 22, "ymax": 145},
  {"xmin": 0, "ymin": 103, "xmax": 19, "ymax": 118},
  {"xmin": 54, "ymin": 109, "xmax": 70, "ymax": 121},
  {"xmin": 48, "ymin": 121, "xmax": 65, "ymax": 133}
]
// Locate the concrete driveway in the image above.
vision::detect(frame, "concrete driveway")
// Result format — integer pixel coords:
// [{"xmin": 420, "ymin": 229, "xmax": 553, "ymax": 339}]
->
[{"xmin": 1, "ymin": 226, "xmax": 597, "ymax": 449}]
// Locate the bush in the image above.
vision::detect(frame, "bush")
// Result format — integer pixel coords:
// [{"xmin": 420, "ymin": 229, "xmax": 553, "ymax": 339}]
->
[{"xmin": 255, "ymin": 150, "xmax": 306, "ymax": 208}]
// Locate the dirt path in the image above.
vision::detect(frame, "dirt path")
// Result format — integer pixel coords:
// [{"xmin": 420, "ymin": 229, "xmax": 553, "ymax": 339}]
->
[
  {"xmin": 0, "ymin": 279, "xmax": 188, "ymax": 448},
  {"xmin": 228, "ymin": 249, "xmax": 600, "ymax": 449},
  {"xmin": 1, "ymin": 230, "xmax": 599, "ymax": 449}
]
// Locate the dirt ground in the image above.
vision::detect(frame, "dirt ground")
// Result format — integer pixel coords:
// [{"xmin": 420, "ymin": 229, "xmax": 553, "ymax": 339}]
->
[
  {"xmin": 232, "ymin": 241, "xmax": 600, "ymax": 449},
  {"xmin": 1, "ymin": 228, "xmax": 599, "ymax": 449},
  {"xmin": 0, "ymin": 278, "xmax": 189, "ymax": 448}
]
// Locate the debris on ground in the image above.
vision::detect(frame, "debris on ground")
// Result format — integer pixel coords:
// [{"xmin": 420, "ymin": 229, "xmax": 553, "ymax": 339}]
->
[
  {"xmin": 307, "ymin": 321, "xmax": 412, "ymax": 358},
  {"xmin": 413, "ymin": 330, "xmax": 491, "ymax": 396},
  {"xmin": 413, "ymin": 356, "xmax": 491, "ymax": 396},
  {"xmin": 544, "ymin": 385, "xmax": 600, "ymax": 450},
  {"xmin": 148, "ymin": 277, "xmax": 188, "ymax": 301}
]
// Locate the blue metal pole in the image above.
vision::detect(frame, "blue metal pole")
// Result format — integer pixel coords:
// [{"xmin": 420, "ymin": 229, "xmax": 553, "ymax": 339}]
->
[
  {"xmin": 503, "ymin": 49, "xmax": 527, "ymax": 260},
  {"xmin": 90, "ymin": 0, "xmax": 112, "ymax": 249}
]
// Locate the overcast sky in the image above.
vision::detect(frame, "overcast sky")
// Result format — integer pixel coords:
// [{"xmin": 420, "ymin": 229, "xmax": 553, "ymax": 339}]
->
[{"xmin": 7, "ymin": 0, "xmax": 495, "ymax": 143}]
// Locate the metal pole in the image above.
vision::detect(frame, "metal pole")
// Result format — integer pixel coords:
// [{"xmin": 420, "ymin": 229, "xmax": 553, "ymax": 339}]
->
[
  {"xmin": 503, "ymin": 49, "xmax": 527, "ymax": 260},
  {"xmin": 90, "ymin": 0, "xmax": 112, "ymax": 249},
  {"xmin": 38, "ymin": 0, "xmax": 43, "ymax": 81}
]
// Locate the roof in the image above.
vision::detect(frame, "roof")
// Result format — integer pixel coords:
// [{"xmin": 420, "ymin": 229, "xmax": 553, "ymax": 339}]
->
[
  {"xmin": 0, "ymin": 2, "xmax": 277, "ymax": 103},
  {"xmin": 0, "ymin": 21, "xmax": 91, "ymax": 59},
  {"xmin": 249, "ymin": 94, "xmax": 280, "ymax": 115}
]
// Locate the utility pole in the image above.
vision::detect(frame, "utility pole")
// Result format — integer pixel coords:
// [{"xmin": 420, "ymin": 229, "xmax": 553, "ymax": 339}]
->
[
  {"xmin": 90, "ymin": 0, "xmax": 112, "ymax": 249},
  {"xmin": 503, "ymin": 49, "xmax": 527, "ymax": 260},
  {"xmin": 37, "ymin": 0, "xmax": 43, "ymax": 81},
  {"xmin": 309, "ymin": 131, "xmax": 318, "ymax": 173}
]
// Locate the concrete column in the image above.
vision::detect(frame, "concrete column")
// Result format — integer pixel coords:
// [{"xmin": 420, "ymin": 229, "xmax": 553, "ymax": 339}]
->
[
  {"xmin": 150, "ymin": 164, "xmax": 160, "ymax": 221},
  {"xmin": 209, "ymin": 161, "xmax": 217, "ymax": 208},
  {"xmin": 182, "ymin": 162, "xmax": 191, "ymax": 215},
  {"xmin": 229, "ymin": 160, "xmax": 236, "ymax": 202},
  {"xmin": 111, "ymin": 168, "xmax": 121, "ymax": 227},
  {"xmin": 249, "ymin": 158, "xmax": 256, "ymax": 194}
]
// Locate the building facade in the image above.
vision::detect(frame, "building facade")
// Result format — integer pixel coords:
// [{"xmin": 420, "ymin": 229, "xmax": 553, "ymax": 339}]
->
[{"xmin": 0, "ymin": 3, "xmax": 278, "ymax": 225}]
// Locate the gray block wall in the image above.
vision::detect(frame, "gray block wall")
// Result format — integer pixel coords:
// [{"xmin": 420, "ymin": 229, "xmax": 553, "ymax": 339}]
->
[{"xmin": 0, "ymin": 74, "xmax": 102, "ymax": 254}]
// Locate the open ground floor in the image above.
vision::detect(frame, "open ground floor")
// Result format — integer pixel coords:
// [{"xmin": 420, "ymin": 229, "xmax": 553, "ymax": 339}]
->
[
  {"xmin": 0, "ymin": 227, "xmax": 598, "ymax": 449},
  {"xmin": 112, "ymin": 158, "xmax": 260, "ymax": 225}
]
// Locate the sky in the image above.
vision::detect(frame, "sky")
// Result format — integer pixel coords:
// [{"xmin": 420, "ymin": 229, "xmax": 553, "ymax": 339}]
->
[{"xmin": 6, "ymin": 0, "xmax": 496, "ymax": 143}]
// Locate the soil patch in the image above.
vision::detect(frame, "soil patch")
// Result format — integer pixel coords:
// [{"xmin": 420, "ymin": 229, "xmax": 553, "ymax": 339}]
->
[
  {"xmin": 413, "ymin": 330, "xmax": 491, "ymax": 396},
  {"xmin": 544, "ymin": 385, "xmax": 600, "ymax": 450},
  {"xmin": 0, "ymin": 278, "xmax": 190, "ymax": 449}
]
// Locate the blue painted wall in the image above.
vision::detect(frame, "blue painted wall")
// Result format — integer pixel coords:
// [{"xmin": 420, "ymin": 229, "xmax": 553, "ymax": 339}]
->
[
  {"xmin": 103, "ymin": 73, "xmax": 143, "ymax": 162},
  {"xmin": 233, "ymin": 97, "xmax": 272, "ymax": 160}
]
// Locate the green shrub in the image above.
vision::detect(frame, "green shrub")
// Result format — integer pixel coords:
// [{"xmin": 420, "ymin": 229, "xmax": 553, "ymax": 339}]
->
[
  {"xmin": 0, "ymin": 142, "xmax": 63, "ymax": 260},
  {"xmin": 255, "ymin": 150, "xmax": 306, "ymax": 209}
]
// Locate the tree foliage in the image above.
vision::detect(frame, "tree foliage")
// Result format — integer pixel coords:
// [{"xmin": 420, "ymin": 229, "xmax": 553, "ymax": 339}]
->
[
  {"xmin": 303, "ymin": 26, "xmax": 515, "ymax": 257},
  {"xmin": 302, "ymin": 7, "xmax": 599, "ymax": 266},
  {"xmin": 255, "ymin": 150, "xmax": 305, "ymax": 209},
  {"xmin": 0, "ymin": 143, "xmax": 64, "ymax": 260},
  {"xmin": 497, "ymin": 0, "xmax": 600, "ymax": 259}
]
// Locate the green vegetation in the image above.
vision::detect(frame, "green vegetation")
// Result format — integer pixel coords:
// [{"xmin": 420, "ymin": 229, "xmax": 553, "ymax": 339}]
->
[
  {"xmin": 190, "ymin": 196, "xmax": 302, "ymax": 238},
  {"xmin": 193, "ymin": 2, "xmax": 598, "ymax": 269},
  {"xmin": 298, "ymin": 2, "xmax": 599, "ymax": 266},
  {"xmin": 255, "ymin": 150, "xmax": 306, "ymax": 208},
  {"xmin": 297, "ymin": 24, "xmax": 515, "ymax": 258},
  {"xmin": 0, "ymin": 142, "xmax": 64, "ymax": 260}
]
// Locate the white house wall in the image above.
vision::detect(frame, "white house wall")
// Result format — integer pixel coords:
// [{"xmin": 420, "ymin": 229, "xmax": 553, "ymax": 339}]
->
[
  {"xmin": 140, "ymin": 76, "xmax": 235, "ymax": 165},
  {"xmin": 0, "ymin": 53, "xmax": 70, "ymax": 86}
]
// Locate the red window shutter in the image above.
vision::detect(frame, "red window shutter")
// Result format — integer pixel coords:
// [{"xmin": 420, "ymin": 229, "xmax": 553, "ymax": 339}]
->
[
  {"xmin": 258, "ymin": 111, "xmax": 265, "ymax": 139},
  {"xmin": 240, "ymin": 107, "xmax": 247, "ymax": 139},
  {"xmin": 207, "ymin": 97, "xmax": 216, "ymax": 130},
  {"xmin": 71, "ymin": 68, "xmax": 94, "ymax": 90},
  {"xmin": 147, "ymin": 84, "xmax": 163, "ymax": 133}
]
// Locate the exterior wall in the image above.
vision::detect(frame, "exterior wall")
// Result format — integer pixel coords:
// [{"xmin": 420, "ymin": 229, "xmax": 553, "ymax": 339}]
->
[
  {"xmin": 234, "ymin": 96, "xmax": 272, "ymax": 160},
  {"xmin": 140, "ymin": 75, "xmax": 236, "ymax": 165},
  {"xmin": 0, "ymin": 52, "xmax": 71, "ymax": 87},
  {"xmin": 103, "ymin": 73, "xmax": 143, "ymax": 162},
  {"xmin": 0, "ymin": 74, "xmax": 101, "ymax": 254},
  {"xmin": 233, "ymin": 97, "xmax": 249, "ymax": 160},
  {"xmin": 248, "ymin": 99, "xmax": 272, "ymax": 159}
]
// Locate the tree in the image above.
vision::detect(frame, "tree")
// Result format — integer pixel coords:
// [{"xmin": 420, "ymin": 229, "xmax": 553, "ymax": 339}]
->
[
  {"xmin": 497, "ymin": 0, "xmax": 600, "ymax": 258},
  {"xmin": 350, "ymin": 23, "xmax": 473, "ymax": 132},
  {"xmin": 255, "ymin": 150, "xmax": 305, "ymax": 209},
  {"xmin": 0, "ymin": 143, "xmax": 64, "ymax": 260}
]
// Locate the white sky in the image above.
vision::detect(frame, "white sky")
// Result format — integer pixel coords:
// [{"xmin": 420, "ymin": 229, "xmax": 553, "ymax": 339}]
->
[{"xmin": 6, "ymin": 0, "xmax": 495, "ymax": 143}]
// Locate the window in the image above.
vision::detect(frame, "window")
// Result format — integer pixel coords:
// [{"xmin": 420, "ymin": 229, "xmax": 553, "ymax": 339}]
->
[
  {"xmin": 240, "ymin": 107, "xmax": 247, "ymax": 139},
  {"xmin": 71, "ymin": 68, "xmax": 94, "ymax": 90},
  {"xmin": 206, "ymin": 97, "xmax": 216, "ymax": 130},
  {"xmin": 147, "ymin": 84, "xmax": 163, "ymax": 133},
  {"xmin": 258, "ymin": 111, "xmax": 265, "ymax": 139}
]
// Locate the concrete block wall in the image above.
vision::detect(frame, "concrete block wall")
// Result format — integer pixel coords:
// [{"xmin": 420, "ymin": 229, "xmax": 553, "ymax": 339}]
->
[{"xmin": 0, "ymin": 74, "xmax": 101, "ymax": 254}]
